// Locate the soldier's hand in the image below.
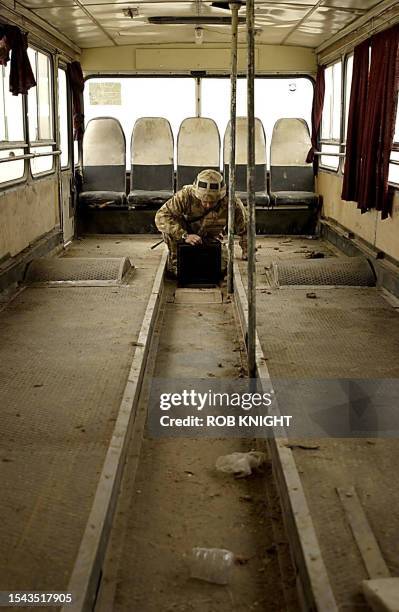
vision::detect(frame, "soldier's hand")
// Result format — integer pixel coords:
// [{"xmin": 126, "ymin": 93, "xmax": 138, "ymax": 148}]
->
[{"xmin": 185, "ymin": 234, "xmax": 202, "ymax": 246}]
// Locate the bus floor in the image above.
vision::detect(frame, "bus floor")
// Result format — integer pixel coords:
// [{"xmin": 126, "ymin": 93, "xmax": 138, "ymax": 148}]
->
[
  {"xmin": 239, "ymin": 236, "xmax": 399, "ymax": 611},
  {"xmin": 0, "ymin": 235, "xmax": 162, "ymax": 599},
  {"xmin": 95, "ymin": 281, "xmax": 298, "ymax": 612}
]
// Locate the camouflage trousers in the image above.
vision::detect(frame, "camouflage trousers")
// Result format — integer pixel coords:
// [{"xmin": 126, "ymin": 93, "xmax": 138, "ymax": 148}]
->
[{"xmin": 162, "ymin": 234, "xmax": 228, "ymax": 277}]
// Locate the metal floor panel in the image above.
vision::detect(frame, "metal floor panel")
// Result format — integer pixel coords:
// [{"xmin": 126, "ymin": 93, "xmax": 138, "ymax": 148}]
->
[
  {"xmin": 240, "ymin": 237, "xmax": 399, "ymax": 610},
  {"xmin": 0, "ymin": 236, "xmax": 162, "ymax": 595},
  {"xmin": 25, "ymin": 256, "xmax": 132, "ymax": 285},
  {"xmin": 256, "ymin": 287, "xmax": 399, "ymax": 378},
  {"xmin": 273, "ymin": 256, "xmax": 375, "ymax": 287}
]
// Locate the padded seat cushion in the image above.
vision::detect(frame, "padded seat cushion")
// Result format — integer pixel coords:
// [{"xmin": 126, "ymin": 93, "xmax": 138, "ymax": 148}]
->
[
  {"xmin": 128, "ymin": 190, "xmax": 174, "ymax": 207},
  {"xmin": 270, "ymin": 191, "xmax": 319, "ymax": 206},
  {"xmin": 79, "ymin": 191, "xmax": 126, "ymax": 207},
  {"xmin": 237, "ymin": 190, "xmax": 270, "ymax": 207}
]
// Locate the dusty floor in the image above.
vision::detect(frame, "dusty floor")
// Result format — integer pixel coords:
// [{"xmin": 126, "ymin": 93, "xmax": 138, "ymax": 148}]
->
[
  {"xmin": 97, "ymin": 283, "xmax": 297, "ymax": 612},
  {"xmin": 0, "ymin": 236, "xmax": 162, "ymax": 597},
  {"xmin": 239, "ymin": 236, "xmax": 399, "ymax": 611}
]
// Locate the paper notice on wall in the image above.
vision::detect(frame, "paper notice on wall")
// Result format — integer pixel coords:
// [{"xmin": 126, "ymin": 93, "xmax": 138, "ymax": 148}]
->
[{"xmin": 89, "ymin": 82, "xmax": 121, "ymax": 105}]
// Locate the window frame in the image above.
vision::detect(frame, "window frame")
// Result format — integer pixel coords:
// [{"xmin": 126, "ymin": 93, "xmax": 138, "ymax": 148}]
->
[
  {"xmin": 320, "ymin": 49, "xmax": 398, "ymax": 192},
  {"xmin": 83, "ymin": 72, "xmax": 315, "ymax": 172},
  {"xmin": 340, "ymin": 52, "xmax": 354, "ymax": 174},
  {"xmin": 319, "ymin": 59, "xmax": 344, "ymax": 173},
  {"xmin": 27, "ymin": 44, "xmax": 59, "ymax": 179},
  {"xmin": 57, "ymin": 63, "xmax": 72, "ymax": 171},
  {"xmin": 0, "ymin": 64, "xmax": 29, "ymax": 188},
  {"xmin": 84, "ymin": 74, "xmax": 198, "ymax": 171},
  {"xmin": 388, "ymin": 94, "xmax": 399, "ymax": 187}
]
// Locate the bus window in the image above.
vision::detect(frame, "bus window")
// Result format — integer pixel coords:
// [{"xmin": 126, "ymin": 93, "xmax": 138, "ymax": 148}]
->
[
  {"xmin": 201, "ymin": 77, "xmax": 247, "ymax": 141},
  {"xmin": 58, "ymin": 68, "xmax": 70, "ymax": 169},
  {"xmin": 389, "ymin": 104, "xmax": 399, "ymax": 186},
  {"xmin": 341, "ymin": 54, "xmax": 353, "ymax": 173},
  {"xmin": 255, "ymin": 78, "xmax": 312, "ymax": 159},
  {"xmin": 28, "ymin": 48, "xmax": 55, "ymax": 176},
  {"xmin": 189, "ymin": 77, "xmax": 313, "ymax": 169},
  {"xmin": 344, "ymin": 54, "xmax": 353, "ymax": 139},
  {"xmin": 84, "ymin": 77, "xmax": 196, "ymax": 168},
  {"xmin": 0, "ymin": 63, "xmax": 25, "ymax": 185},
  {"xmin": 320, "ymin": 61, "xmax": 342, "ymax": 171}
]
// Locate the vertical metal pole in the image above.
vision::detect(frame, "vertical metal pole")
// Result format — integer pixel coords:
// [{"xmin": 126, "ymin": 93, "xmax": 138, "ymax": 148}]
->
[
  {"xmin": 247, "ymin": 0, "xmax": 256, "ymax": 377},
  {"xmin": 227, "ymin": 3, "xmax": 239, "ymax": 294},
  {"xmin": 195, "ymin": 76, "xmax": 201, "ymax": 117}
]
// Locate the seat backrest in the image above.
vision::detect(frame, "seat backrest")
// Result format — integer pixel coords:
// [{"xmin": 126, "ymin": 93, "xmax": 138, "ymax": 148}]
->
[
  {"xmin": 176, "ymin": 117, "xmax": 220, "ymax": 189},
  {"xmin": 223, "ymin": 117, "xmax": 267, "ymax": 192},
  {"xmin": 82, "ymin": 117, "xmax": 126, "ymax": 192},
  {"xmin": 131, "ymin": 117, "xmax": 174, "ymax": 191},
  {"xmin": 270, "ymin": 118, "xmax": 314, "ymax": 192}
]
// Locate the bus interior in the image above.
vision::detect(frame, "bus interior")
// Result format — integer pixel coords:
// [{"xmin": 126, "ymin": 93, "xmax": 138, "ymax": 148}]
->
[{"xmin": 0, "ymin": 1, "xmax": 399, "ymax": 610}]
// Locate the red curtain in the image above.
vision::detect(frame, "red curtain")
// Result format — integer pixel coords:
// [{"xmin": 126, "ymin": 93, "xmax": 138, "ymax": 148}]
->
[
  {"xmin": 306, "ymin": 65, "xmax": 325, "ymax": 173},
  {"xmin": 341, "ymin": 40, "xmax": 370, "ymax": 203},
  {"xmin": 67, "ymin": 61, "xmax": 85, "ymax": 141},
  {"xmin": 357, "ymin": 25, "xmax": 399, "ymax": 218},
  {"xmin": 0, "ymin": 24, "xmax": 36, "ymax": 95}
]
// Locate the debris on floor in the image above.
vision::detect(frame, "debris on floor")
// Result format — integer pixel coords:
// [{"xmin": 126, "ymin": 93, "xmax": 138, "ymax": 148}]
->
[
  {"xmin": 306, "ymin": 292, "xmax": 317, "ymax": 299},
  {"xmin": 285, "ymin": 443, "xmax": 321, "ymax": 451},
  {"xmin": 190, "ymin": 547, "xmax": 234, "ymax": 585},
  {"xmin": 306, "ymin": 251, "xmax": 325, "ymax": 259},
  {"xmin": 239, "ymin": 494, "xmax": 253, "ymax": 503},
  {"xmin": 215, "ymin": 451, "xmax": 267, "ymax": 478}
]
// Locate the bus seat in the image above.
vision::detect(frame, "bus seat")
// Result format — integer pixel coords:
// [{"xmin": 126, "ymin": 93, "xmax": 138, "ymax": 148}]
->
[
  {"xmin": 128, "ymin": 117, "xmax": 174, "ymax": 208},
  {"xmin": 223, "ymin": 117, "xmax": 269, "ymax": 207},
  {"xmin": 270, "ymin": 118, "xmax": 319, "ymax": 207},
  {"xmin": 79, "ymin": 117, "xmax": 126, "ymax": 207},
  {"xmin": 176, "ymin": 117, "xmax": 220, "ymax": 190}
]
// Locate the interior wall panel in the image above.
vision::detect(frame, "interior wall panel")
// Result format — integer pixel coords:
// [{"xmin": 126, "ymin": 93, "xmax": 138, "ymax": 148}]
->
[
  {"xmin": 318, "ymin": 172, "xmax": 399, "ymax": 263},
  {"xmin": 0, "ymin": 177, "xmax": 60, "ymax": 259},
  {"xmin": 81, "ymin": 44, "xmax": 316, "ymax": 74}
]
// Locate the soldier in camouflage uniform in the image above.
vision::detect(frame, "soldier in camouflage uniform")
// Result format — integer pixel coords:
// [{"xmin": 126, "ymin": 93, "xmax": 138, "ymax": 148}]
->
[{"xmin": 155, "ymin": 169, "xmax": 248, "ymax": 276}]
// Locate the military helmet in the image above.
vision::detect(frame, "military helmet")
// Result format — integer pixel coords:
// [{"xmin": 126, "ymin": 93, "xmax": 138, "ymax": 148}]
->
[{"xmin": 193, "ymin": 169, "xmax": 226, "ymax": 202}]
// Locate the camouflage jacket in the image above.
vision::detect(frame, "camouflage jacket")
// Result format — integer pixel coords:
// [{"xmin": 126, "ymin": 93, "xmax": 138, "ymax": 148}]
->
[{"xmin": 155, "ymin": 185, "xmax": 248, "ymax": 248}]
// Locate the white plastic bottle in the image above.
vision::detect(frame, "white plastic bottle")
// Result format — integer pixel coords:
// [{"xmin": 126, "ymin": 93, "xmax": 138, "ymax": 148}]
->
[{"xmin": 190, "ymin": 547, "xmax": 234, "ymax": 585}]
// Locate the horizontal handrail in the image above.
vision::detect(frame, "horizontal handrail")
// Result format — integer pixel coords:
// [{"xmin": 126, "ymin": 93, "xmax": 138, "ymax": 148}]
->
[
  {"xmin": 0, "ymin": 141, "xmax": 28, "ymax": 151},
  {"xmin": 0, "ymin": 150, "xmax": 61, "ymax": 163},
  {"xmin": 0, "ymin": 154, "xmax": 34, "ymax": 163},
  {"xmin": 29, "ymin": 140, "xmax": 57, "ymax": 148},
  {"xmin": 32, "ymin": 150, "xmax": 61, "ymax": 158},
  {"xmin": 314, "ymin": 151, "xmax": 346, "ymax": 158}
]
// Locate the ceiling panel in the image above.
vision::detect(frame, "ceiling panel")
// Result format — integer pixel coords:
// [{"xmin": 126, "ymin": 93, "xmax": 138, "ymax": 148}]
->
[
  {"xmin": 17, "ymin": 0, "xmax": 387, "ymax": 50},
  {"xmin": 254, "ymin": 5, "xmax": 311, "ymax": 29},
  {"xmin": 323, "ymin": 0, "xmax": 382, "ymax": 9},
  {"xmin": 256, "ymin": 27, "xmax": 296, "ymax": 44},
  {"xmin": 68, "ymin": 31, "xmax": 114, "ymax": 46},
  {"xmin": 80, "ymin": 0, "xmax": 195, "ymax": 8},
  {"xmin": 19, "ymin": 0, "xmax": 75, "ymax": 7},
  {"xmin": 116, "ymin": 24, "xmax": 210, "ymax": 44},
  {"xmin": 34, "ymin": 5, "xmax": 93, "ymax": 27},
  {"xmin": 297, "ymin": 6, "xmax": 357, "ymax": 35},
  {"xmin": 86, "ymin": 2, "xmax": 197, "ymax": 19},
  {"xmin": 287, "ymin": 30, "xmax": 328, "ymax": 46},
  {"xmin": 253, "ymin": 0, "xmax": 317, "ymax": 5}
]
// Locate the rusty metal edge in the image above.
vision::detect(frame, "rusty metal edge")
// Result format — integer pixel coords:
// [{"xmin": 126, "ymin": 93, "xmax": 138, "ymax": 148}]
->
[
  {"xmin": 62, "ymin": 249, "xmax": 167, "ymax": 612},
  {"xmin": 233, "ymin": 260, "xmax": 338, "ymax": 612}
]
